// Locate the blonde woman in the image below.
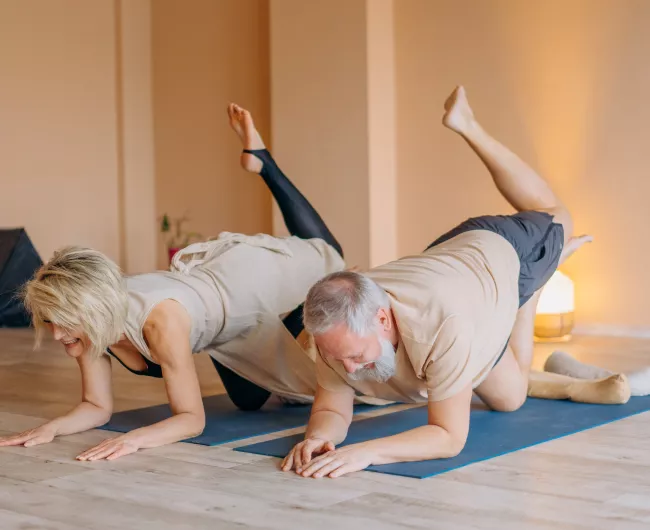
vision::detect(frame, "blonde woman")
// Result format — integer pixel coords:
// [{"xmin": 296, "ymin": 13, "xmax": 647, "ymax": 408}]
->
[{"xmin": 0, "ymin": 105, "xmax": 348, "ymax": 461}]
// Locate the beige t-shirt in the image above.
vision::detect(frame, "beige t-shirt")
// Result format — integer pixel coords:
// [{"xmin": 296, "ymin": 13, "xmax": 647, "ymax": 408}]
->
[{"xmin": 316, "ymin": 230, "xmax": 521, "ymax": 402}]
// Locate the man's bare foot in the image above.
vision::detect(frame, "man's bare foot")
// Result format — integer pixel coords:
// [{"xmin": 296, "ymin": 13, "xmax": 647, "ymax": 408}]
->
[
  {"xmin": 559, "ymin": 234, "xmax": 593, "ymax": 265},
  {"xmin": 227, "ymin": 103, "xmax": 266, "ymax": 174},
  {"xmin": 442, "ymin": 86, "xmax": 477, "ymax": 135}
]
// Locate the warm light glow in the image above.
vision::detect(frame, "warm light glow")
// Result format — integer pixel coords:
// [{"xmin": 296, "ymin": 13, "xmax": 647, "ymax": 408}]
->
[{"xmin": 537, "ymin": 271, "xmax": 574, "ymax": 315}]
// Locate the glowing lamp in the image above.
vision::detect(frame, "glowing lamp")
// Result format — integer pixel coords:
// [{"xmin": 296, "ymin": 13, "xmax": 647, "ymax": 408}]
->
[{"xmin": 534, "ymin": 270, "xmax": 575, "ymax": 342}]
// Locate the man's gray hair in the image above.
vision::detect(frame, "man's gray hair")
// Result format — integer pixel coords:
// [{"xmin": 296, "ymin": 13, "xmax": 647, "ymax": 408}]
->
[{"xmin": 303, "ymin": 271, "xmax": 390, "ymax": 336}]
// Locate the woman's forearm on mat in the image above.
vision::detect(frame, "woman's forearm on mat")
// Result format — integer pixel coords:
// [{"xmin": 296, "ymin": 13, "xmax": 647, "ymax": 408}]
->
[
  {"xmin": 50, "ymin": 401, "xmax": 113, "ymax": 436},
  {"xmin": 125, "ymin": 412, "xmax": 205, "ymax": 449}
]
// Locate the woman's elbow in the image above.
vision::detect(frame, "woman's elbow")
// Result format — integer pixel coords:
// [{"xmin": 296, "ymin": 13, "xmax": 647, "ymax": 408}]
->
[
  {"xmin": 93, "ymin": 409, "xmax": 112, "ymax": 428},
  {"xmin": 187, "ymin": 414, "xmax": 206, "ymax": 438}
]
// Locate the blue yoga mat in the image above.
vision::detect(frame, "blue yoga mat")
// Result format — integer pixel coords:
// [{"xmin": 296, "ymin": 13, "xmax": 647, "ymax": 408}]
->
[
  {"xmin": 100, "ymin": 394, "xmax": 387, "ymax": 446},
  {"xmin": 235, "ymin": 396, "xmax": 650, "ymax": 478}
]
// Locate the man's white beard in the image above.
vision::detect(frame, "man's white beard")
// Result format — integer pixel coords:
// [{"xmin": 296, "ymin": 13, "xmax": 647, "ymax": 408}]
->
[{"xmin": 348, "ymin": 337, "xmax": 396, "ymax": 382}]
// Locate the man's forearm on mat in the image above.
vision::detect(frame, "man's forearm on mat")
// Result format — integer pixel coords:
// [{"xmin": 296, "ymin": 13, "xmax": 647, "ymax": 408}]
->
[
  {"xmin": 305, "ymin": 409, "xmax": 350, "ymax": 445},
  {"xmin": 365, "ymin": 424, "xmax": 466, "ymax": 465}
]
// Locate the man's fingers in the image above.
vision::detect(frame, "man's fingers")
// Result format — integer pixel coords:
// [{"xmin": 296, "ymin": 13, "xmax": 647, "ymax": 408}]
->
[
  {"xmin": 300, "ymin": 454, "xmax": 335, "ymax": 478},
  {"xmin": 313, "ymin": 459, "xmax": 345, "ymax": 479},
  {"xmin": 300, "ymin": 441, "xmax": 317, "ymax": 467},
  {"xmin": 329, "ymin": 463, "xmax": 355, "ymax": 478},
  {"xmin": 281, "ymin": 449, "xmax": 295, "ymax": 471}
]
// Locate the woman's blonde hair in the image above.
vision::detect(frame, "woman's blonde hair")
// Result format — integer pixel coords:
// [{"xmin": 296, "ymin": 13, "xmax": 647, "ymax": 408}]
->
[{"xmin": 22, "ymin": 246, "xmax": 128, "ymax": 358}]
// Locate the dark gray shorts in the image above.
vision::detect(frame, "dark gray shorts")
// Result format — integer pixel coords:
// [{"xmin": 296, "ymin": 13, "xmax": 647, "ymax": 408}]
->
[
  {"xmin": 427, "ymin": 210, "xmax": 565, "ymax": 367},
  {"xmin": 427, "ymin": 210, "xmax": 565, "ymax": 308}
]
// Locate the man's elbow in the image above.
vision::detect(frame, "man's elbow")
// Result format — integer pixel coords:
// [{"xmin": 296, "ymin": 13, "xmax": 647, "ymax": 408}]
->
[
  {"xmin": 428, "ymin": 427, "xmax": 466, "ymax": 458},
  {"xmin": 444, "ymin": 435, "xmax": 467, "ymax": 458},
  {"xmin": 446, "ymin": 440, "xmax": 465, "ymax": 458}
]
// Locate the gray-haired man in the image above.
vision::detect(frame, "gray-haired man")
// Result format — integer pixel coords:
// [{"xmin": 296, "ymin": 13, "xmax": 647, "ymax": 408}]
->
[{"xmin": 281, "ymin": 86, "xmax": 592, "ymax": 479}]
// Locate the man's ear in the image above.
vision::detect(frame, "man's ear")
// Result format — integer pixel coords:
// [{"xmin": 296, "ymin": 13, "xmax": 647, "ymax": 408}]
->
[{"xmin": 377, "ymin": 307, "xmax": 392, "ymax": 331}]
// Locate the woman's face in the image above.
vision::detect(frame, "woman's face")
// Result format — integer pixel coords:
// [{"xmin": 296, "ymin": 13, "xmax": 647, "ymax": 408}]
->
[{"xmin": 43, "ymin": 321, "xmax": 89, "ymax": 358}]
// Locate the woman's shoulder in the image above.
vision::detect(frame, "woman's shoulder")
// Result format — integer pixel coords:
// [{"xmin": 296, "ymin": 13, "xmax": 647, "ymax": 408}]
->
[{"xmin": 145, "ymin": 299, "xmax": 191, "ymax": 331}]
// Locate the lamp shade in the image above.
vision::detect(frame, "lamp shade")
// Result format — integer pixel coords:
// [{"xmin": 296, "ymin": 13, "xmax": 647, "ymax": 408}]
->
[
  {"xmin": 536, "ymin": 270, "xmax": 575, "ymax": 314},
  {"xmin": 534, "ymin": 271, "xmax": 575, "ymax": 341}
]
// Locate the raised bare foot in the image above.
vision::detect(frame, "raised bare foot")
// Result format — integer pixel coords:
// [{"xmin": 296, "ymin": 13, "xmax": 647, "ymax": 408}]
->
[
  {"xmin": 442, "ymin": 86, "xmax": 477, "ymax": 135},
  {"xmin": 227, "ymin": 103, "xmax": 266, "ymax": 174},
  {"xmin": 559, "ymin": 234, "xmax": 593, "ymax": 265}
]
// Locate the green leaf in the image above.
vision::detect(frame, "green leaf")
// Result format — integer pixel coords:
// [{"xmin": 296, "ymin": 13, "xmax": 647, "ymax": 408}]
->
[{"xmin": 161, "ymin": 214, "xmax": 170, "ymax": 233}]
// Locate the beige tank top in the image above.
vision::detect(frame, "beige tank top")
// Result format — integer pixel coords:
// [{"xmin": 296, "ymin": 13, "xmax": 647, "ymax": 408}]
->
[{"xmin": 123, "ymin": 268, "xmax": 224, "ymax": 359}]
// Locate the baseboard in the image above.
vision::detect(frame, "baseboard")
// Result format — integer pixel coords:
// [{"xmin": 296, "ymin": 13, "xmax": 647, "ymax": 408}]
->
[{"xmin": 574, "ymin": 324, "xmax": 650, "ymax": 339}]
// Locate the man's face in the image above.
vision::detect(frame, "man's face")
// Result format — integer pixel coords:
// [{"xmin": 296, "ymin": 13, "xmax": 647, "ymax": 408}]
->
[{"xmin": 314, "ymin": 310, "xmax": 397, "ymax": 382}]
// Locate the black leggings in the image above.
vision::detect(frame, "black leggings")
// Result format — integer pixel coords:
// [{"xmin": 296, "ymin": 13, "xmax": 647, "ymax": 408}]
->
[{"xmin": 211, "ymin": 148, "xmax": 343, "ymax": 411}]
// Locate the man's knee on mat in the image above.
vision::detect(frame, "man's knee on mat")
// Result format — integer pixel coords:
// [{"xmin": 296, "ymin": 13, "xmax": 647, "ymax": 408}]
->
[{"xmin": 487, "ymin": 390, "xmax": 526, "ymax": 412}]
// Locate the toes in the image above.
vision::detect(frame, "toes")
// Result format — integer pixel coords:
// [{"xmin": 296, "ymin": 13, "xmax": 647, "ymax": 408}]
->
[
  {"xmin": 571, "ymin": 234, "xmax": 594, "ymax": 248},
  {"xmin": 444, "ymin": 88, "xmax": 459, "ymax": 111},
  {"xmin": 231, "ymin": 103, "xmax": 242, "ymax": 118}
]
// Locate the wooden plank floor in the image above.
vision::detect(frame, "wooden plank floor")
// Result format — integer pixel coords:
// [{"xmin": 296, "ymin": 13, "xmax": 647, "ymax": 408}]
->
[{"xmin": 1, "ymin": 329, "xmax": 650, "ymax": 529}]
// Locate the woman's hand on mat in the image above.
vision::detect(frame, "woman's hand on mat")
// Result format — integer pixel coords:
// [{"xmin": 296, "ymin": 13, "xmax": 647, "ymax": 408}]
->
[
  {"xmin": 297, "ymin": 442, "xmax": 374, "ymax": 479},
  {"xmin": 281, "ymin": 437, "xmax": 336, "ymax": 472},
  {"xmin": 0, "ymin": 423, "xmax": 58, "ymax": 448},
  {"xmin": 76, "ymin": 432, "xmax": 141, "ymax": 462}
]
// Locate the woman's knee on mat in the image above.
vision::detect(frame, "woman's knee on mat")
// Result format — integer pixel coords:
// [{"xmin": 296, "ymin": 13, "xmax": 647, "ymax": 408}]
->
[
  {"xmin": 210, "ymin": 357, "xmax": 271, "ymax": 411},
  {"xmin": 230, "ymin": 390, "xmax": 271, "ymax": 412}
]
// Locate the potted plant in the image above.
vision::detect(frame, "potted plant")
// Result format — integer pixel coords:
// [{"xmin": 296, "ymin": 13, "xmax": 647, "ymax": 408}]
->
[{"xmin": 160, "ymin": 213, "xmax": 203, "ymax": 264}]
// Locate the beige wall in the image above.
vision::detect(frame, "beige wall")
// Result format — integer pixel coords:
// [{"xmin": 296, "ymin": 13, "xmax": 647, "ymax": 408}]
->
[
  {"xmin": 367, "ymin": 0, "xmax": 397, "ymax": 267},
  {"xmin": 5, "ymin": 0, "xmax": 650, "ymax": 332},
  {"xmin": 395, "ymin": 0, "xmax": 650, "ymax": 331},
  {"xmin": 117, "ymin": 0, "xmax": 157, "ymax": 274},
  {"xmin": 269, "ymin": 0, "xmax": 371, "ymax": 268},
  {"xmin": 269, "ymin": 0, "xmax": 400, "ymax": 269},
  {"xmin": 152, "ymin": 0, "xmax": 272, "ymax": 268},
  {"xmin": 0, "ymin": 0, "xmax": 121, "ymax": 262},
  {"xmin": 0, "ymin": 0, "xmax": 271, "ymax": 273}
]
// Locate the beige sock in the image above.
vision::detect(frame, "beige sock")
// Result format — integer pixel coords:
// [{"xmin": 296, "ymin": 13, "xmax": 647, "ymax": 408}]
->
[
  {"xmin": 543, "ymin": 351, "xmax": 613, "ymax": 379},
  {"xmin": 544, "ymin": 350, "xmax": 650, "ymax": 397},
  {"xmin": 528, "ymin": 370, "xmax": 631, "ymax": 405}
]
